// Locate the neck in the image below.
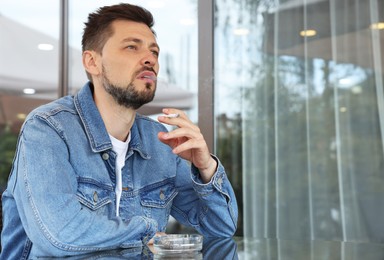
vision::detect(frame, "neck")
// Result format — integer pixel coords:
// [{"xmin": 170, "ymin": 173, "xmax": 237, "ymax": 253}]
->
[{"xmin": 93, "ymin": 84, "xmax": 136, "ymax": 142}]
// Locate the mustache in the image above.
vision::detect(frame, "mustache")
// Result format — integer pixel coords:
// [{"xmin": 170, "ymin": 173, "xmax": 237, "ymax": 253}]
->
[{"xmin": 135, "ymin": 66, "xmax": 157, "ymax": 76}]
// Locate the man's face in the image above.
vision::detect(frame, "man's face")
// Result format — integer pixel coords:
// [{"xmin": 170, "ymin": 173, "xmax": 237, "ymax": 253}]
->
[{"xmin": 99, "ymin": 20, "xmax": 160, "ymax": 109}]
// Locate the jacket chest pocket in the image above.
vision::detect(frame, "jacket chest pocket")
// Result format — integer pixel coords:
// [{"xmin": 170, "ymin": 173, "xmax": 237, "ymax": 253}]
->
[
  {"xmin": 140, "ymin": 183, "xmax": 178, "ymax": 231},
  {"xmin": 76, "ymin": 180, "xmax": 113, "ymax": 215}
]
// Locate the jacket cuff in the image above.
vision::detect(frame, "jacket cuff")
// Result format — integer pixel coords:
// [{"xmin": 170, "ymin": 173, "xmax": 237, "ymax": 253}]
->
[
  {"xmin": 140, "ymin": 216, "xmax": 158, "ymax": 244},
  {"xmin": 190, "ymin": 154, "xmax": 227, "ymax": 194}
]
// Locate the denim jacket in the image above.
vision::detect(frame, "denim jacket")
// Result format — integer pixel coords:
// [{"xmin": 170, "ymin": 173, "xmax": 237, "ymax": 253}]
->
[{"xmin": 1, "ymin": 83, "xmax": 238, "ymax": 259}]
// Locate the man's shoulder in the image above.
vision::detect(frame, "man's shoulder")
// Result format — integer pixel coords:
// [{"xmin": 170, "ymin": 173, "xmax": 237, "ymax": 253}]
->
[
  {"xmin": 27, "ymin": 95, "xmax": 76, "ymax": 120},
  {"xmin": 133, "ymin": 113, "xmax": 169, "ymax": 141}
]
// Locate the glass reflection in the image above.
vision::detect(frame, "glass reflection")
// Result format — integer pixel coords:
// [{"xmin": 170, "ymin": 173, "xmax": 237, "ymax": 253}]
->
[
  {"xmin": 0, "ymin": 0, "xmax": 60, "ymax": 190},
  {"xmin": 238, "ymin": 238, "xmax": 384, "ymax": 259},
  {"xmin": 215, "ymin": 0, "xmax": 384, "ymax": 241}
]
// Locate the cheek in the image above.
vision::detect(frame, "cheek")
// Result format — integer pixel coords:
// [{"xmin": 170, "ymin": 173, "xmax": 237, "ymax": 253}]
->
[
  {"xmin": 106, "ymin": 60, "xmax": 135, "ymax": 78},
  {"xmin": 154, "ymin": 64, "xmax": 160, "ymax": 74}
]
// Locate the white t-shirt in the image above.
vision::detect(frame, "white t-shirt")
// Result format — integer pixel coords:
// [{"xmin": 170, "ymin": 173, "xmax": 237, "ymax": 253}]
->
[{"xmin": 109, "ymin": 133, "xmax": 130, "ymax": 216}]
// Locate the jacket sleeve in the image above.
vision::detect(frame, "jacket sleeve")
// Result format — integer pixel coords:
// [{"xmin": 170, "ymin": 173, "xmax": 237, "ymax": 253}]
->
[
  {"xmin": 11, "ymin": 115, "xmax": 157, "ymax": 256},
  {"xmin": 171, "ymin": 155, "xmax": 238, "ymax": 237}
]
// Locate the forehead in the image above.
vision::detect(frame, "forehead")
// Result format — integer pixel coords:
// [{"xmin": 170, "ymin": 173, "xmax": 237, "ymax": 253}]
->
[{"xmin": 108, "ymin": 20, "xmax": 157, "ymax": 44}]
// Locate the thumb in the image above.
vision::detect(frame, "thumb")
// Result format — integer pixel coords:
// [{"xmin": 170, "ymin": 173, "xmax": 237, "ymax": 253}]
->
[{"xmin": 157, "ymin": 132, "xmax": 174, "ymax": 147}]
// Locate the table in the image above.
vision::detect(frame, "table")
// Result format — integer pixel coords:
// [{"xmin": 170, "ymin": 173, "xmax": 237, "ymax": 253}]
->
[{"xmin": 36, "ymin": 237, "xmax": 384, "ymax": 259}]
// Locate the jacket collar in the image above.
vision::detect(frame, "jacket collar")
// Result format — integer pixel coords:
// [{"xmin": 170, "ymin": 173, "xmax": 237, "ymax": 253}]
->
[
  {"xmin": 128, "ymin": 121, "xmax": 151, "ymax": 159},
  {"xmin": 74, "ymin": 82, "xmax": 148, "ymax": 158}
]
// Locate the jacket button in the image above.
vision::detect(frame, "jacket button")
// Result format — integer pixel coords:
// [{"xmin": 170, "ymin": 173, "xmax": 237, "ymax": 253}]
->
[
  {"xmin": 93, "ymin": 191, "xmax": 98, "ymax": 202},
  {"xmin": 159, "ymin": 191, "xmax": 165, "ymax": 200},
  {"xmin": 102, "ymin": 153, "xmax": 109, "ymax": 160},
  {"xmin": 217, "ymin": 177, "xmax": 223, "ymax": 186}
]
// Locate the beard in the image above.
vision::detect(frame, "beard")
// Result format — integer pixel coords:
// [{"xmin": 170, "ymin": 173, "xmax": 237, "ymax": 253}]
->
[{"xmin": 101, "ymin": 65, "xmax": 156, "ymax": 110}]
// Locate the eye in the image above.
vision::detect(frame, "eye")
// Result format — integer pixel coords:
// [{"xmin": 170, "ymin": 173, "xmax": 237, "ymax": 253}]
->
[
  {"xmin": 151, "ymin": 50, "xmax": 159, "ymax": 57},
  {"xmin": 126, "ymin": 45, "xmax": 137, "ymax": 50}
]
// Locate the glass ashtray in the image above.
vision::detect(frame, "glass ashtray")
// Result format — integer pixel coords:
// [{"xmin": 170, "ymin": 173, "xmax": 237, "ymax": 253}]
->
[{"xmin": 153, "ymin": 234, "xmax": 203, "ymax": 255}]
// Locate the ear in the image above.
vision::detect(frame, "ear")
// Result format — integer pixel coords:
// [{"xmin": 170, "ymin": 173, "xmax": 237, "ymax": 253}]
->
[{"xmin": 82, "ymin": 50, "xmax": 101, "ymax": 77}]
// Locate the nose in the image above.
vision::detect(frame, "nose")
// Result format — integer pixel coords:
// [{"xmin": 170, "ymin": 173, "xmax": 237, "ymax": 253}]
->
[{"xmin": 141, "ymin": 51, "xmax": 157, "ymax": 67}]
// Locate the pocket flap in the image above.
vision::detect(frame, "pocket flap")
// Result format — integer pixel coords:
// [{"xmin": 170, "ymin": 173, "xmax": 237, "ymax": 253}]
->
[
  {"xmin": 77, "ymin": 181, "xmax": 113, "ymax": 211},
  {"xmin": 140, "ymin": 183, "xmax": 178, "ymax": 208}
]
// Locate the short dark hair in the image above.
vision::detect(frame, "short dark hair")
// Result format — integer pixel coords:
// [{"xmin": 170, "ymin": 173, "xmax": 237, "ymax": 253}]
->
[{"xmin": 82, "ymin": 3, "xmax": 155, "ymax": 53}]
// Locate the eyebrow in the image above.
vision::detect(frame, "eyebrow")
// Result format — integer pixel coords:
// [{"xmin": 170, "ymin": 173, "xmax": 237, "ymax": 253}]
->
[{"xmin": 121, "ymin": 37, "xmax": 160, "ymax": 51}]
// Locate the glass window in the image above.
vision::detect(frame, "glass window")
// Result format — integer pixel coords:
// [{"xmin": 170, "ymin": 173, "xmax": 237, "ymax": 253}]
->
[
  {"xmin": 0, "ymin": 0, "xmax": 60, "ymax": 190},
  {"xmin": 215, "ymin": 0, "xmax": 384, "ymax": 241}
]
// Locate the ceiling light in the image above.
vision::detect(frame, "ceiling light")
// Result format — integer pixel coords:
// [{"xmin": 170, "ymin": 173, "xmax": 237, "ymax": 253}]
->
[
  {"xmin": 338, "ymin": 78, "xmax": 352, "ymax": 86},
  {"xmin": 338, "ymin": 75, "xmax": 364, "ymax": 88},
  {"xmin": 300, "ymin": 29, "xmax": 317, "ymax": 37},
  {"xmin": 17, "ymin": 113, "xmax": 27, "ymax": 120},
  {"xmin": 233, "ymin": 28, "xmax": 249, "ymax": 36},
  {"xmin": 23, "ymin": 88, "xmax": 36, "ymax": 95},
  {"xmin": 370, "ymin": 22, "xmax": 384, "ymax": 30},
  {"xmin": 38, "ymin": 43, "xmax": 54, "ymax": 51},
  {"xmin": 351, "ymin": 86, "xmax": 362, "ymax": 94}
]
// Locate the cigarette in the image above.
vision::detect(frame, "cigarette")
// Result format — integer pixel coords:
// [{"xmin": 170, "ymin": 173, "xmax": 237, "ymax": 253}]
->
[{"xmin": 163, "ymin": 113, "xmax": 179, "ymax": 118}]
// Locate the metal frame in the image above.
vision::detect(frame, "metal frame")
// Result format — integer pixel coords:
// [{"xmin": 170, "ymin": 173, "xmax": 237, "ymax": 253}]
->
[
  {"xmin": 198, "ymin": 0, "xmax": 215, "ymax": 152},
  {"xmin": 58, "ymin": 0, "xmax": 69, "ymax": 97}
]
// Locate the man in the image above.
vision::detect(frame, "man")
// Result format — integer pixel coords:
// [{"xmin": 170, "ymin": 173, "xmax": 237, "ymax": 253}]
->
[{"xmin": 0, "ymin": 3, "xmax": 238, "ymax": 259}]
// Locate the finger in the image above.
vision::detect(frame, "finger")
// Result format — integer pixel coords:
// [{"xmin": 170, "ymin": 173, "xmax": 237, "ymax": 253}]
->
[
  {"xmin": 158, "ymin": 119, "xmax": 201, "ymax": 136},
  {"xmin": 162, "ymin": 108, "xmax": 184, "ymax": 116},
  {"xmin": 157, "ymin": 115, "xmax": 178, "ymax": 125},
  {"xmin": 147, "ymin": 231, "xmax": 167, "ymax": 245},
  {"xmin": 165, "ymin": 131, "xmax": 207, "ymax": 154},
  {"xmin": 163, "ymin": 113, "xmax": 180, "ymax": 118},
  {"xmin": 159, "ymin": 127, "xmax": 202, "ymax": 142},
  {"xmin": 161, "ymin": 108, "xmax": 193, "ymax": 123},
  {"xmin": 158, "ymin": 132, "xmax": 190, "ymax": 154},
  {"xmin": 157, "ymin": 132, "xmax": 178, "ymax": 147},
  {"xmin": 171, "ymin": 138, "xmax": 202, "ymax": 154},
  {"xmin": 172, "ymin": 140, "xmax": 212, "ymax": 163}
]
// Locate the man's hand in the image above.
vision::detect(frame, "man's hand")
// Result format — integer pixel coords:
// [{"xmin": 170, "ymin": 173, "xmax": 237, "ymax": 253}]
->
[
  {"xmin": 147, "ymin": 232, "xmax": 166, "ymax": 245},
  {"xmin": 147, "ymin": 232, "xmax": 166, "ymax": 254},
  {"xmin": 158, "ymin": 108, "xmax": 217, "ymax": 183}
]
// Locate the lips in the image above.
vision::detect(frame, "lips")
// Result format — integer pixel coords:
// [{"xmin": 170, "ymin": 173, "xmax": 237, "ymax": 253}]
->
[{"xmin": 137, "ymin": 71, "xmax": 157, "ymax": 82}]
